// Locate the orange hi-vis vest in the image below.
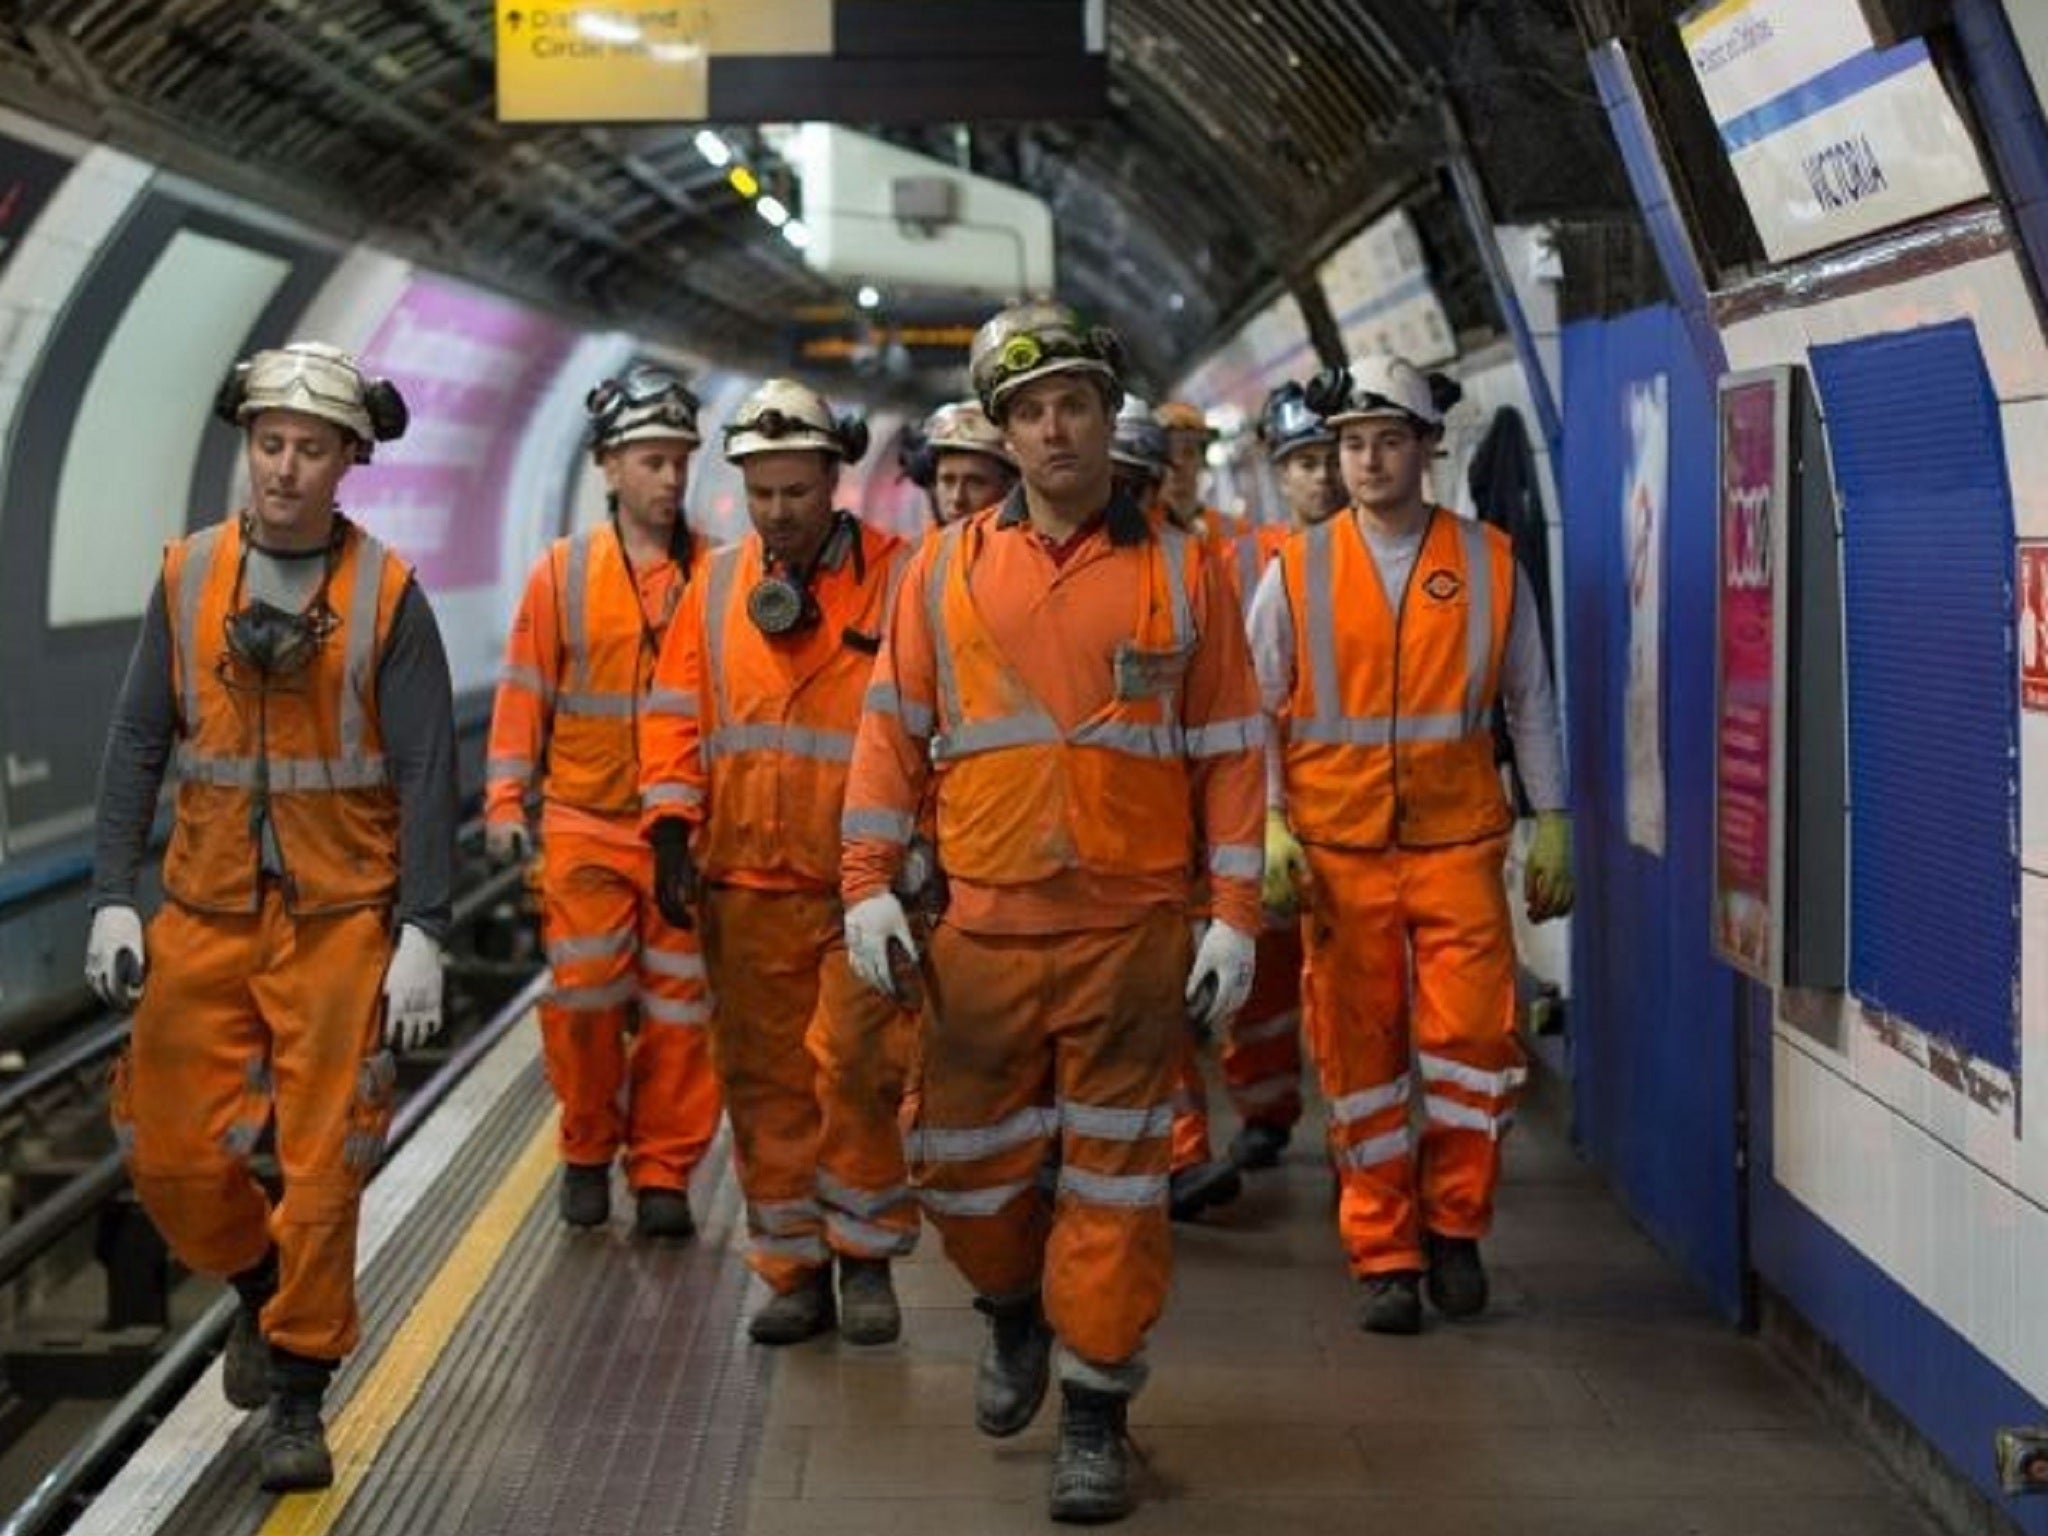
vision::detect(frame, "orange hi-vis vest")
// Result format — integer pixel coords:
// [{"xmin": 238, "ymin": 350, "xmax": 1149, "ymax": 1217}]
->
[
  {"xmin": 924, "ymin": 514, "xmax": 1207, "ymax": 885},
  {"xmin": 161, "ymin": 515, "xmax": 410, "ymax": 914},
  {"xmin": 497, "ymin": 528, "xmax": 690, "ymax": 818},
  {"xmin": 1281, "ymin": 507, "xmax": 1515, "ymax": 849},
  {"xmin": 1225, "ymin": 524, "xmax": 1288, "ymax": 614},
  {"xmin": 696, "ymin": 522, "xmax": 908, "ymax": 885}
]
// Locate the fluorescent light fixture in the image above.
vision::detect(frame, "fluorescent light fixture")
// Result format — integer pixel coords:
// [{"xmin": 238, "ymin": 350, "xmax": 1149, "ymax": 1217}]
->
[
  {"xmin": 694, "ymin": 129, "xmax": 732, "ymax": 167},
  {"xmin": 782, "ymin": 220, "xmax": 813, "ymax": 249},
  {"xmin": 575, "ymin": 13, "xmax": 640, "ymax": 44},
  {"xmin": 756, "ymin": 195, "xmax": 790, "ymax": 228},
  {"xmin": 728, "ymin": 166, "xmax": 760, "ymax": 198},
  {"xmin": 856, "ymin": 284, "xmax": 881, "ymax": 310}
]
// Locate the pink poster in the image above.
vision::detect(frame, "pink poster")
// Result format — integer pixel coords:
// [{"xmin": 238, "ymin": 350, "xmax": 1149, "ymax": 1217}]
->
[
  {"xmin": 2021, "ymin": 544, "xmax": 2048, "ymax": 712},
  {"xmin": 345, "ymin": 278, "xmax": 576, "ymax": 591},
  {"xmin": 1714, "ymin": 376, "xmax": 1780, "ymax": 980}
]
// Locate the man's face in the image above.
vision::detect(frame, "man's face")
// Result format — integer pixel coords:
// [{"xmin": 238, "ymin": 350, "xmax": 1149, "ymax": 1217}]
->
[
  {"xmin": 1338, "ymin": 417, "xmax": 1433, "ymax": 514},
  {"xmin": 1162, "ymin": 429, "xmax": 1207, "ymax": 509},
  {"xmin": 742, "ymin": 449, "xmax": 839, "ymax": 568},
  {"xmin": 245, "ymin": 410, "xmax": 353, "ymax": 542},
  {"xmin": 602, "ymin": 437, "xmax": 695, "ymax": 534},
  {"xmin": 1276, "ymin": 442, "xmax": 1344, "ymax": 527},
  {"xmin": 932, "ymin": 450, "xmax": 1013, "ymax": 525},
  {"xmin": 1000, "ymin": 376, "xmax": 1113, "ymax": 505}
]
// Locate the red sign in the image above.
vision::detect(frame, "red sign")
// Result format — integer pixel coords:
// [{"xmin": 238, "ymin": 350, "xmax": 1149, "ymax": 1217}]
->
[{"xmin": 2021, "ymin": 544, "xmax": 2048, "ymax": 712}]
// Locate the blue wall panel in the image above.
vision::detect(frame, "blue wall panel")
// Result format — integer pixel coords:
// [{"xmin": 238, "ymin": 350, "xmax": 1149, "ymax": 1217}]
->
[
  {"xmin": 1561, "ymin": 304, "xmax": 1742, "ymax": 1317},
  {"xmin": 1810, "ymin": 323, "xmax": 2019, "ymax": 1070}
]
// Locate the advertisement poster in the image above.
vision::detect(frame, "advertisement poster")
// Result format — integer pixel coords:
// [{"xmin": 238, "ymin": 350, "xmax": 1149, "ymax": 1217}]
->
[
  {"xmin": 1622, "ymin": 374, "xmax": 1668, "ymax": 855},
  {"xmin": 1714, "ymin": 375, "xmax": 1782, "ymax": 980},
  {"xmin": 2021, "ymin": 543, "xmax": 2048, "ymax": 712},
  {"xmin": 346, "ymin": 277, "xmax": 576, "ymax": 591}
]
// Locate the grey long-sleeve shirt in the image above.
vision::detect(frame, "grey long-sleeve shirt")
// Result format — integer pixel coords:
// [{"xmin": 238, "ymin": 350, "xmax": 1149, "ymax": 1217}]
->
[
  {"xmin": 1246, "ymin": 511, "xmax": 1568, "ymax": 817},
  {"xmin": 92, "ymin": 555, "xmax": 458, "ymax": 940}
]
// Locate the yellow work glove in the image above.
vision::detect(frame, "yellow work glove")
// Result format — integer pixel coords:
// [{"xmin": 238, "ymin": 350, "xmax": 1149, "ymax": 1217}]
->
[
  {"xmin": 1263, "ymin": 811, "xmax": 1308, "ymax": 912},
  {"xmin": 1524, "ymin": 811, "xmax": 1575, "ymax": 922}
]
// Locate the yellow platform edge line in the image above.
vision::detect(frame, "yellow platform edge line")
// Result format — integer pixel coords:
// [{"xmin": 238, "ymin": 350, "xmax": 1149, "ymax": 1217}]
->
[{"xmin": 259, "ymin": 1116, "xmax": 559, "ymax": 1536}]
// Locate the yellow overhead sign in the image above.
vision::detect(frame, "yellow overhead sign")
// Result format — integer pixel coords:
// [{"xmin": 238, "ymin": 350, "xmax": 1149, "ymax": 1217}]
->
[{"xmin": 495, "ymin": 0, "xmax": 832, "ymax": 123}]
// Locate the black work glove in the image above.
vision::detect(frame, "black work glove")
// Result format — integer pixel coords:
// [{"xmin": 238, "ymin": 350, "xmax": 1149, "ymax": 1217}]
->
[{"xmin": 649, "ymin": 819, "xmax": 699, "ymax": 931}]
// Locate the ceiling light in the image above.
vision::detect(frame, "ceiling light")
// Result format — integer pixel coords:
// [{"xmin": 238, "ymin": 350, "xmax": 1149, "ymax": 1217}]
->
[
  {"xmin": 728, "ymin": 165, "xmax": 759, "ymax": 198},
  {"xmin": 857, "ymin": 285, "xmax": 881, "ymax": 310},
  {"xmin": 782, "ymin": 220, "xmax": 813, "ymax": 249},
  {"xmin": 756, "ymin": 195, "xmax": 790, "ymax": 228},
  {"xmin": 694, "ymin": 129, "xmax": 732, "ymax": 167}
]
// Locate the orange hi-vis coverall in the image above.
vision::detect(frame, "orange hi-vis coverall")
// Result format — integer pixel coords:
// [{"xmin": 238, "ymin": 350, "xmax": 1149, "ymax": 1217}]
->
[
  {"xmin": 1173, "ymin": 522, "xmax": 1307, "ymax": 1174},
  {"xmin": 844, "ymin": 492, "xmax": 1265, "ymax": 1382},
  {"xmin": 1268, "ymin": 507, "xmax": 1524, "ymax": 1276},
  {"xmin": 113, "ymin": 518, "xmax": 409, "ymax": 1360},
  {"xmin": 638, "ymin": 517, "xmax": 918, "ymax": 1293},
  {"xmin": 488, "ymin": 526, "xmax": 719, "ymax": 1194}
]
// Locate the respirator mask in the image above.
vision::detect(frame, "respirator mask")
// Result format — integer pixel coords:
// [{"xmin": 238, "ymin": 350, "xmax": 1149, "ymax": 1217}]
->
[
  {"xmin": 225, "ymin": 600, "xmax": 326, "ymax": 677},
  {"xmin": 746, "ymin": 513, "xmax": 860, "ymax": 639}
]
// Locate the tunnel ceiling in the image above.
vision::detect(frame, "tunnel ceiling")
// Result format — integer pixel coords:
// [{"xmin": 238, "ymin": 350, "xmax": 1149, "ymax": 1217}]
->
[{"xmin": 0, "ymin": 0, "xmax": 1632, "ymax": 392}]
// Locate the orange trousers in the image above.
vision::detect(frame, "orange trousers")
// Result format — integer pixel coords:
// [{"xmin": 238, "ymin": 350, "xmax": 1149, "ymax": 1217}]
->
[
  {"xmin": 701, "ymin": 885, "xmax": 918, "ymax": 1292},
  {"xmin": 911, "ymin": 908, "xmax": 1187, "ymax": 1372},
  {"xmin": 1171, "ymin": 917, "xmax": 1308, "ymax": 1169},
  {"xmin": 539, "ymin": 826, "xmax": 720, "ymax": 1191},
  {"xmin": 1302, "ymin": 837, "xmax": 1524, "ymax": 1276},
  {"xmin": 111, "ymin": 895, "xmax": 394, "ymax": 1361}
]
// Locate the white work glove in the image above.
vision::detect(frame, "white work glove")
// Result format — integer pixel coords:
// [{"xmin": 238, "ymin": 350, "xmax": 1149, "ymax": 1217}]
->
[
  {"xmin": 485, "ymin": 818, "xmax": 532, "ymax": 865},
  {"xmin": 1185, "ymin": 921, "xmax": 1256, "ymax": 1035},
  {"xmin": 85, "ymin": 905, "xmax": 147, "ymax": 1013},
  {"xmin": 381, "ymin": 924, "xmax": 444, "ymax": 1052},
  {"xmin": 845, "ymin": 892, "xmax": 917, "ymax": 1002}
]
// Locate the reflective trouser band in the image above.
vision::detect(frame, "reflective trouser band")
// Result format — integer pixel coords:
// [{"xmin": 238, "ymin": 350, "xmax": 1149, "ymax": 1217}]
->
[
  {"xmin": 1062, "ymin": 1101, "xmax": 1174, "ymax": 1141},
  {"xmin": 1057, "ymin": 1167, "xmax": 1169, "ymax": 1207},
  {"xmin": 1327, "ymin": 1078, "xmax": 1410, "ymax": 1125},
  {"xmin": 1234, "ymin": 1012, "xmax": 1299, "ymax": 1046},
  {"xmin": 1425, "ymin": 1094, "xmax": 1515, "ymax": 1140},
  {"xmin": 641, "ymin": 946, "xmax": 705, "ymax": 980},
  {"xmin": 917, "ymin": 1180, "xmax": 1036, "ymax": 1217},
  {"xmin": 752, "ymin": 1232, "xmax": 830, "ymax": 1266},
  {"xmin": 826, "ymin": 1212, "xmax": 916, "ymax": 1256},
  {"xmin": 640, "ymin": 993, "xmax": 710, "ymax": 1027},
  {"xmin": 549, "ymin": 977, "xmax": 636, "ymax": 1011},
  {"xmin": 1418, "ymin": 1052, "xmax": 1527, "ymax": 1098},
  {"xmin": 753, "ymin": 1197, "xmax": 823, "ymax": 1235},
  {"xmin": 547, "ymin": 930, "xmax": 633, "ymax": 966},
  {"xmin": 1338, "ymin": 1128, "xmax": 1411, "ymax": 1171},
  {"xmin": 906, "ymin": 1104, "xmax": 1060, "ymax": 1163},
  {"xmin": 817, "ymin": 1170, "xmax": 911, "ymax": 1220}
]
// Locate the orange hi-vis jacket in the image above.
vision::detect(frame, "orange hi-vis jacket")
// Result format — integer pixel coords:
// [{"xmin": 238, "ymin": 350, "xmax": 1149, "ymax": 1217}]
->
[
  {"xmin": 161, "ymin": 515, "xmax": 410, "ymax": 915},
  {"xmin": 1222, "ymin": 524, "xmax": 1288, "ymax": 615},
  {"xmin": 844, "ymin": 494, "xmax": 1267, "ymax": 936},
  {"xmin": 488, "ymin": 526, "xmax": 693, "ymax": 825},
  {"xmin": 639, "ymin": 517, "xmax": 909, "ymax": 889},
  {"xmin": 1279, "ymin": 506, "xmax": 1515, "ymax": 850}
]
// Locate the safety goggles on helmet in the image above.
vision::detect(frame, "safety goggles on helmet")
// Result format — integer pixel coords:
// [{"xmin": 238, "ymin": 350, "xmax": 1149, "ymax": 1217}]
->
[
  {"xmin": 1305, "ymin": 354, "xmax": 1443, "ymax": 432},
  {"xmin": 968, "ymin": 302, "xmax": 1125, "ymax": 422},
  {"xmin": 924, "ymin": 399, "xmax": 1013, "ymax": 468},
  {"xmin": 587, "ymin": 367, "xmax": 702, "ymax": 454},
  {"xmin": 1259, "ymin": 384, "xmax": 1335, "ymax": 463},
  {"xmin": 216, "ymin": 343, "xmax": 409, "ymax": 464}
]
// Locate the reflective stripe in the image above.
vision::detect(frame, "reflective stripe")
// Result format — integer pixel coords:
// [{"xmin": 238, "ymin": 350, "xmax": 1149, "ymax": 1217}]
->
[
  {"xmin": 825, "ymin": 1211, "xmax": 915, "ymax": 1256},
  {"xmin": 703, "ymin": 545, "xmax": 742, "ymax": 722},
  {"xmin": 642, "ymin": 782, "xmax": 703, "ymax": 809},
  {"xmin": 864, "ymin": 683, "xmax": 934, "ymax": 739},
  {"xmin": 547, "ymin": 930, "xmax": 634, "ymax": 965},
  {"xmin": 1303, "ymin": 520, "xmax": 1340, "ymax": 729},
  {"xmin": 1070, "ymin": 718, "xmax": 1184, "ymax": 758},
  {"xmin": 550, "ymin": 976, "xmax": 637, "ymax": 1012},
  {"xmin": 1237, "ymin": 536, "xmax": 1261, "ymax": 602},
  {"xmin": 1458, "ymin": 515, "xmax": 1493, "ymax": 733},
  {"xmin": 842, "ymin": 807, "xmax": 915, "ymax": 843},
  {"xmin": 557, "ymin": 690, "xmax": 637, "ymax": 718},
  {"xmin": 1233, "ymin": 1011, "xmax": 1300, "ymax": 1046},
  {"xmin": 817, "ymin": 1169, "xmax": 911, "ymax": 1220},
  {"xmin": 641, "ymin": 946, "xmax": 706, "ymax": 981},
  {"xmin": 1426, "ymin": 1093, "xmax": 1515, "ymax": 1139},
  {"xmin": 640, "ymin": 993, "xmax": 711, "ymax": 1027},
  {"xmin": 1209, "ymin": 843, "xmax": 1263, "ymax": 880},
  {"xmin": 905, "ymin": 1104, "xmax": 1060, "ymax": 1164},
  {"xmin": 706, "ymin": 722, "xmax": 855, "ymax": 762},
  {"xmin": 1290, "ymin": 712, "xmax": 1470, "ymax": 746},
  {"xmin": 752, "ymin": 1233, "xmax": 830, "ymax": 1265},
  {"xmin": 500, "ymin": 662, "xmax": 552, "ymax": 700},
  {"xmin": 754, "ymin": 1197, "xmax": 823, "ymax": 1234},
  {"xmin": 927, "ymin": 526, "xmax": 963, "ymax": 727},
  {"xmin": 488, "ymin": 755, "xmax": 535, "ymax": 782},
  {"xmin": 1328, "ymin": 1077, "xmax": 1411, "ymax": 1126},
  {"xmin": 643, "ymin": 687, "xmax": 696, "ymax": 717},
  {"xmin": 936, "ymin": 713, "xmax": 1062, "ymax": 760},
  {"xmin": 339, "ymin": 530, "xmax": 388, "ymax": 762},
  {"xmin": 1158, "ymin": 525, "xmax": 1194, "ymax": 648},
  {"xmin": 174, "ymin": 524, "xmax": 221, "ymax": 729},
  {"xmin": 917, "ymin": 1180, "xmax": 1035, "ymax": 1217},
  {"xmin": 174, "ymin": 749, "xmax": 390, "ymax": 791},
  {"xmin": 1186, "ymin": 716, "xmax": 1265, "ymax": 756},
  {"xmin": 1417, "ymin": 1053, "xmax": 1527, "ymax": 1099},
  {"xmin": 1058, "ymin": 1166, "xmax": 1168, "ymax": 1207},
  {"xmin": 1231, "ymin": 1074, "xmax": 1299, "ymax": 1108},
  {"xmin": 564, "ymin": 531, "xmax": 592, "ymax": 691},
  {"xmin": 1338, "ymin": 1127, "xmax": 1411, "ymax": 1170},
  {"xmin": 1062, "ymin": 1101, "xmax": 1174, "ymax": 1142}
]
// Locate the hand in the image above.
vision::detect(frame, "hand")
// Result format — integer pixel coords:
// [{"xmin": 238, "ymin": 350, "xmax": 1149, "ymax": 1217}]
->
[
  {"xmin": 846, "ymin": 893, "xmax": 917, "ymax": 1001},
  {"xmin": 85, "ymin": 905, "xmax": 147, "ymax": 1013},
  {"xmin": 485, "ymin": 818, "xmax": 532, "ymax": 865},
  {"xmin": 1263, "ymin": 811, "xmax": 1308, "ymax": 912},
  {"xmin": 1186, "ymin": 922, "xmax": 1256, "ymax": 1034},
  {"xmin": 381, "ymin": 924, "xmax": 444, "ymax": 1052},
  {"xmin": 1524, "ymin": 811, "xmax": 1575, "ymax": 922},
  {"xmin": 649, "ymin": 820, "xmax": 698, "ymax": 931}
]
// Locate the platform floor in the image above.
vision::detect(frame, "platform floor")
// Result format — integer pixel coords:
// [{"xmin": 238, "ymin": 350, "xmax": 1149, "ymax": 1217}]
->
[{"xmin": 66, "ymin": 1023, "xmax": 1949, "ymax": 1536}]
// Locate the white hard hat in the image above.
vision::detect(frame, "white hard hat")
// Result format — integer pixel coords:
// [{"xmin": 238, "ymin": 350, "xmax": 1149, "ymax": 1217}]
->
[
  {"xmin": 924, "ymin": 398, "xmax": 1013, "ymax": 468},
  {"xmin": 219, "ymin": 342, "xmax": 408, "ymax": 461},
  {"xmin": 1311, "ymin": 354, "xmax": 1443, "ymax": 431},
  {"xmin": 723, "ymin": 378, "xmax": 868, "ymax": 463}
]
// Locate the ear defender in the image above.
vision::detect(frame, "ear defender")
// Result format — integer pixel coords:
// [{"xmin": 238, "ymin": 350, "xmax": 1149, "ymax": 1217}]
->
[
  {"xmin": 835, "ymin": 414, "xmax": 871, "ymax": 466},
  {"xmin": 363, "ymin": 379, "xmax": 409, "ymax": 442},
  {"xmin": 1303, "ymin": 366, "xmax": 1350, "ymax": 419},
  {"xmin": 213, "ymin": 363, "xmax": 252, "ymax": 428}
]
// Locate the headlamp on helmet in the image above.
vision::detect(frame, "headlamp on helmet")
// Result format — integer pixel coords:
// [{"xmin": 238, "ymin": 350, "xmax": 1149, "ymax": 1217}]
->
[
  {"xmin": 723, "ymin": 378, "xmax": 867, "ymax": 464},
  {"xmin": 586, "ymin": 366, "xmax": 702, "ymax": 460},
  {"xmin": 1306, "ymin": 354, "xmax": 1447, "ymax": 434},
  {"xmin": 968, "ymin": 301, "xmax": 1125, "ymax": 423},
  {"xmin": 214, "ymin": 343, "xmax": 407, "ymax": 464},
  {"xmin": 923, "ymin": 399, "xmax": 1013, "ymax": 469}
]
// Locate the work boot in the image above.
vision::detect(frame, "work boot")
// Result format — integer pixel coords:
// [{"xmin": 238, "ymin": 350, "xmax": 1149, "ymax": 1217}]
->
[
  {"xmin": 973, "ymin": 1291, "xmax": 1052, "ymax": 1437},
  {"xmin": 1048, "ymin": 1383, "xmax": 1134, "ymax": 1524},
  {"xmin": 258, "ymin": 1350, "xmax": 335, "ymax": 1493},
  {"xmin": 1227, "ymin": 1121, "xmax": 1292, "ymax": 1171},
  {"xmin": 223, "ymin": 1248, "xmax": 278, "ymax": 1410},
  {"xmin": 837, "ymin": 1257, "xmax": 902, "ymax": 1345},
  {"xmin": 559, "ymin": 1162, "xmax": 611, "ymax": 1228},
  {"xmin": 748, "ymin": 1267, "xmax": 836, "ymax": 1345},
  {"xmin": 1358, "ymin": 1271, "xmax": 1423, "ymax": 1336},
  {"xmin": 634, "ymin": 1187, "xmax": 695, "ymax": 1241},
  {"xmin": 1425, "ymin": 1232, "xmax": 1489, "ymax": 1319},
  {"xmin": 1168, "ymin": 1158, "xmax": 1242, "ymax": 1222}
]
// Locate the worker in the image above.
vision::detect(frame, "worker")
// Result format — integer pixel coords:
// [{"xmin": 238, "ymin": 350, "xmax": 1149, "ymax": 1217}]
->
[
  {"xmin": 842, "ymin": 301, "xmax": 1266, "ymax": 1523},
  {"xmin": 487, "ymin": 365, "xmax": 720, "ymax": 1239},
  {"xmin": 84, "ymin": 342, "xmax": 455, "ymax": 1491},
  {"xmin": 1250, "ymin": 353, "xmax": 1574, "ymax": 1336},
  {"xmin": 1154, "ymin": 399, "xmax": 1238, "ymax": 540},
  {"xmin": 923, "ymin": 398, "xmax": 1017, "ymax": 527},
  {"xmin": 640, "ymin": 379, "xmax": 918, "ymax": 1347}
]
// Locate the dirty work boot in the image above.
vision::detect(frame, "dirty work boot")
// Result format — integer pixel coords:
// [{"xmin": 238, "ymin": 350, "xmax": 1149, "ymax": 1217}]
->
[
  {"xmin": 223, "ymin": 1248, "xmax": 278, "ymax": 1410},
  {"xmin": 837, "ymin": 1257, "xmax": 902, "ymax": 1345},
  {"xmin": 1048, "ymin": 1383, "xmax": 1134, "ymax": 1523},
  {"xmin": 258, "ymin": 1349, "xmax": 335, "ymax": 1493},
  {"xmin": 1227, "ymin": 1121, "xmax": 1291, "ymax": 1171},
  {"xmin": 559, "ymin": 1162, "xmax": 611, "ymax": 1228},
  {"xmin": 634, "ymin": 1187, "xmax": 695, "ymax": 1241},
  {"xmin": 1424, "ymin": 1232, "xmax": 1489, "ymax": 1319},
  {"xmin": 973, "ymin": 1291, "xmax": 1053, "ymax": 1437},
  {"xmin": 748, "ymin": 1267, "xmax": 836, "ymax": 1345},
  {"xmin": 1357, "ymin": 1270, "xmax": 1423, "ymax": 1336},
  {"xmin": 1168, "ymin": 1158, "xmax": 1242, "ymax": 1222}
]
